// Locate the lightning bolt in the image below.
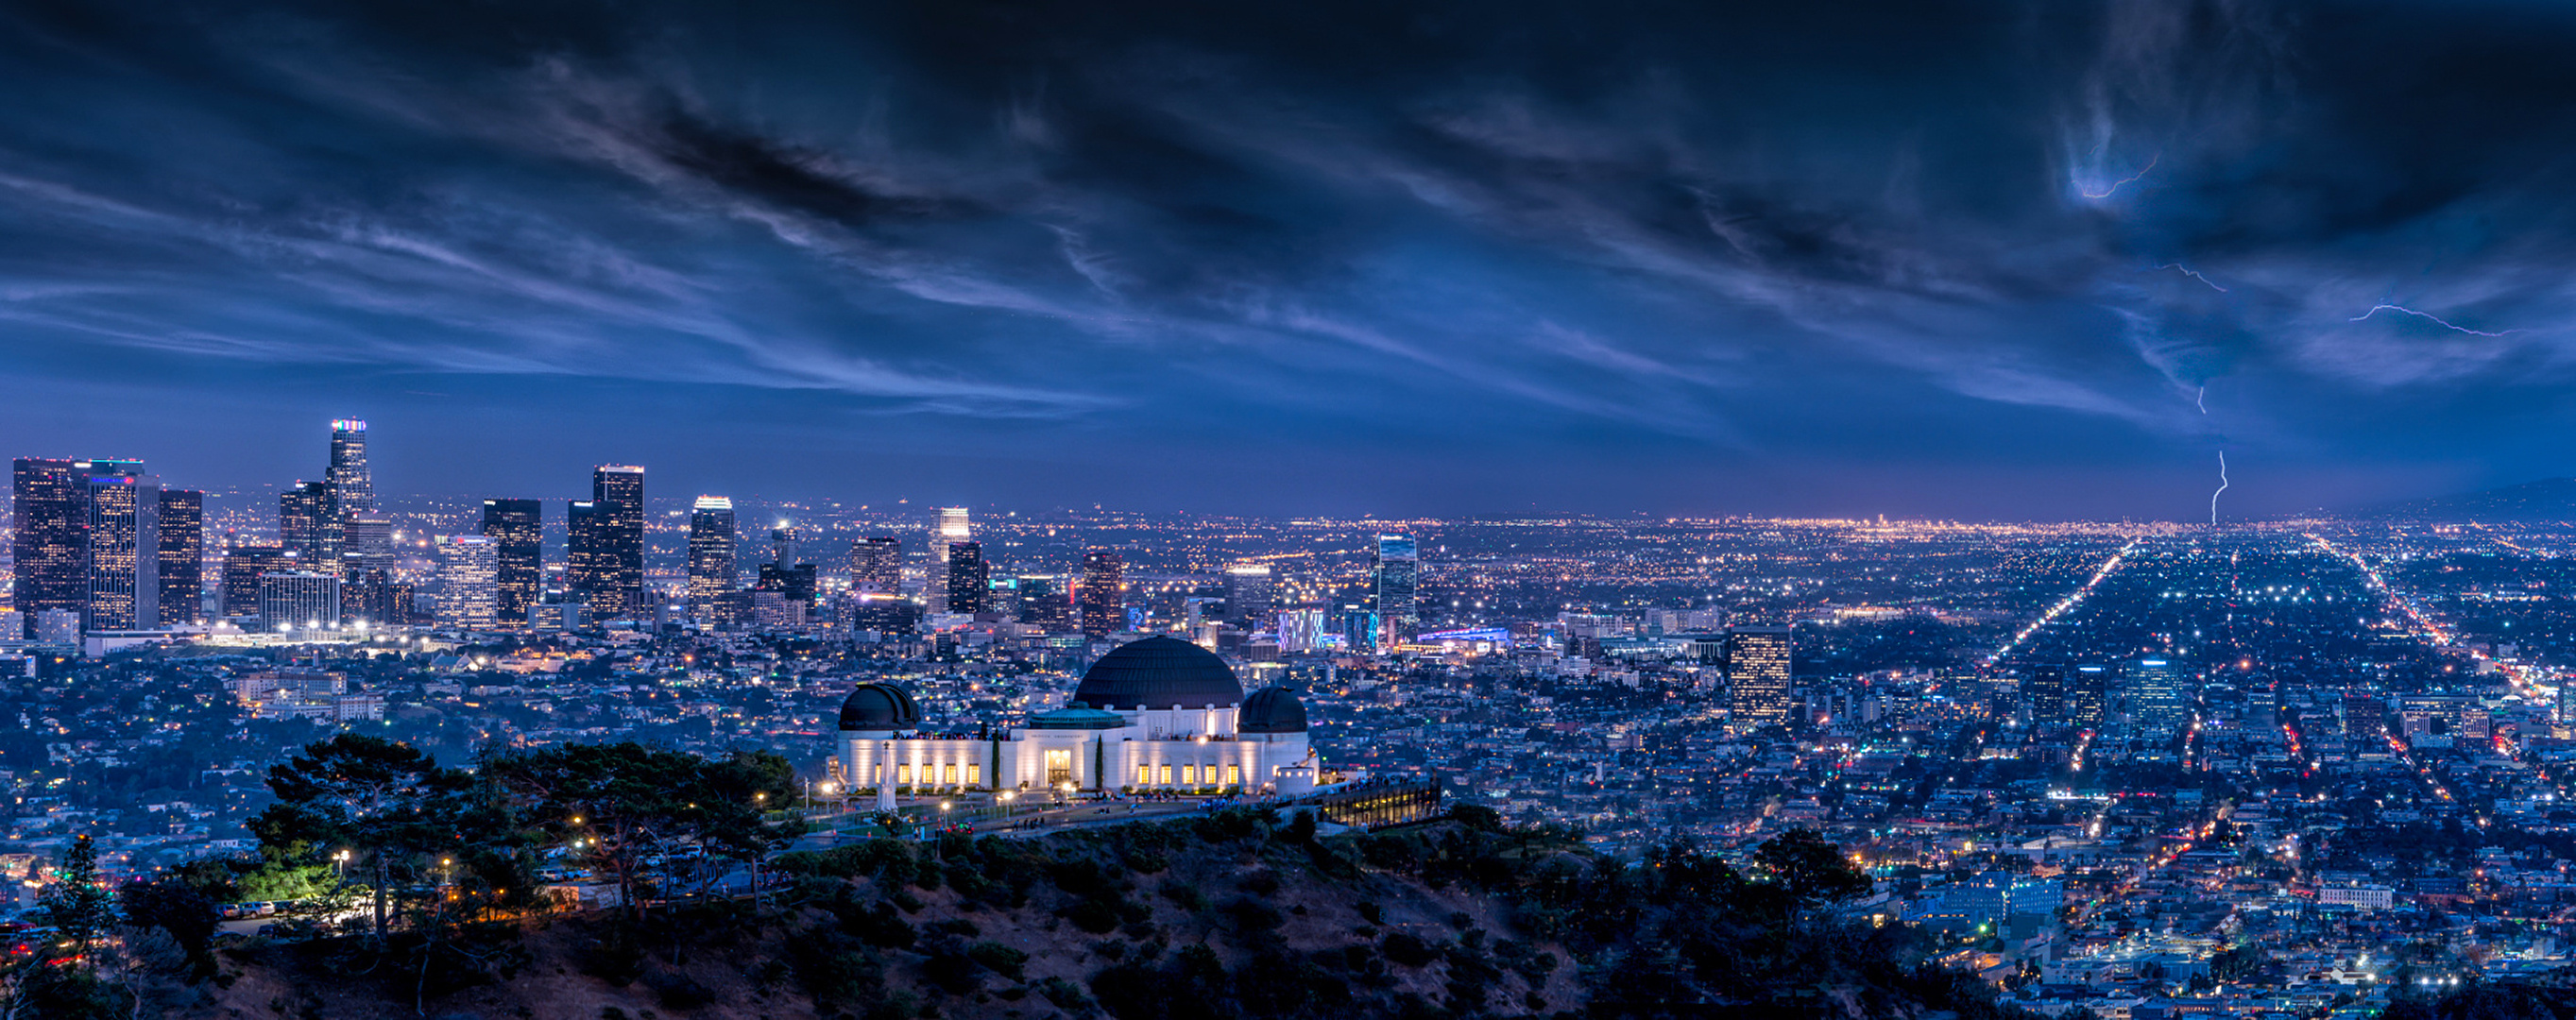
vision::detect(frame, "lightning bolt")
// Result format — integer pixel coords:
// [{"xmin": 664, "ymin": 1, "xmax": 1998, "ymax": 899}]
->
[
  {"xmin": 2210, "ymin": 450, "xmax": 2229, "ymax": 526},
  {"xmin": 2158, "ymin": 264, "xmax": 2227, "ymax": 293},
  {"xmin": 2079, "ymin": 153, "xmax": 2159, "ymax": 199},
  {"xmin": 2349, "ymin": 304, "xmax": 2519, "ymax": 337}
]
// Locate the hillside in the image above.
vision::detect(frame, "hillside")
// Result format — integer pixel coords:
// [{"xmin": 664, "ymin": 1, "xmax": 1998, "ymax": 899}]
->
[
  {"xmin": 2346, "ymin": 477, "xmax": 2576, "ymax": 522},
  {"xmin": 158, "ymin": 809, "xmax": 2032, "ymax": 1020}
]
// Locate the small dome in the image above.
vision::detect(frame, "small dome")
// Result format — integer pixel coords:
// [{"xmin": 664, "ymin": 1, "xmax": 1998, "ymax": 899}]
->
[
  {"xmin": 1239, "ymin": 687, "xmax": 1307, "ymax": 734},
  {"xmin": 839, "ymin": 682, "xmax": 921, "ymax": 731},
  {"xmin": 1074, "ymin": 636, "xmax": 1243, "ymax": 710}
]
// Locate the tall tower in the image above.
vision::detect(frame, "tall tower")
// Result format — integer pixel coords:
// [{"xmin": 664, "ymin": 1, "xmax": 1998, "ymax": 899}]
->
[
  {"xmin": 1224, "ymin": 563, "xmax": 1274, "ymax": 629},
  {"xmin": 1371, "ymin": 534, "xmax": 1418, "ymax": 648},
  {"xmin": 567, "ymin": 465, "xmax": 645, "ymax": 621},
  {"xmin": 930, "ymin": 507, "xmax": 970, "ymax": 612},
  {"xmin": 480, "ymin": 499, "xmax": 542, "ymax": 626},
  {"xmin": 945, "ymin": 541, "xmax": 988, "ymax": 615},
  {"xmin": 279, "ymin": 481, "xmax": 333, "ymax": 565},
  {"xmin": 2069, "ymin": 664, "xmax": 2112, "ymax": 731},
  {"xmin": 2022, "ymin": 664, "xmax": 2067, "ymax": 733},
  {"xmin": 157, "ymin": 489, "xmax": 204, "ymax": 625},
  {"xmin": 435, "ymin": 535, "xmax": 501, "ymax": 629},
  {"xmin": 1080, "ymin": 550, "xmax": 1124, "ymax": 638},
  {"xmin": 2126, "ymin": 657, "xmax": 2192, "ymax": 736},
  {"xmin": 324, "ymin": 419, "xmax": 375, "ymax": 569},
  {"xmin": 1724, "ymin": 625, "xmax": 1794, "ymax": 734},
  {"xmin": 688, "ymin": 496, "xmax": 738, "ymax": 624},
  {"xmin": 849, "ymin": 536, "xmax": 902, "ymax": 596},
  {"xmin": 81, "ymin": 463, "xmax": 161, "ymax": 631},
  {"xmin": 11, "ymin": 458, "xmax": 88, "ymax": 635}
]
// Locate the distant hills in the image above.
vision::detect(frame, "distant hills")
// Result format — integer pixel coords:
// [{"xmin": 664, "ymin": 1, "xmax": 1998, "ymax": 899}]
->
[{"xmin": 2347, "ymin": 477, "xmax": 2576, "ymax": 522}]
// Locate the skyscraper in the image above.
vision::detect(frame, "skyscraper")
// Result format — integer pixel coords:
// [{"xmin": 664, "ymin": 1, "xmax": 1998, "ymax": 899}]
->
[
  {"xmin": 1224, "ymin": 563, "xmax": 1274, "ymax": 629},
  {"xmin": 849, "ymin": 536, "xmax": 902, "ymax": 596},
  {"xmin": 324, "ymin": 420, "xmax": 373, "ymax": 567},
  {"xmin": 930, "ymin": 507, "xmax": 970, "ymax": 612},
  {"xmin": 2127, "ymin": 657, "xmax": 2192, "ymax": 735},
  {"xmin": 480, "ymin": 499, "xmax": 542, "ymax": 625},
  {"xmin": 2023, "ymin": 664, "xmax": 2066, "ymax": 732},
  {"xmin": 1016, "ymin": 574, "xmax": 1067, "ymax": 632},
  {"xmin": 688, "ymin": 496, "xmax": 738, "ymax": 625},
  {"xmin": 221, "ymin": 544, "xmax": 297, "ymax": 620},
  {"xmin": 567, "ymin": 465, "xmax": 645, "ymax": 621},
  {"xmin": 1080, "ymin": 550, "xmax": 1124, "ymax": 638},
  {"xmin": 436, "ymin": 535, "xmax": 501, "ymax": 629},
  {"xmin": 769, "ymin": 524, "xmax": 796, "ymax": 569},
  {"xmin": 81, "ymin": 464, "xmax": 160, "ymax": 631},
  {"xmin": 326, "ymin": 419, "xmax": 374, "ymax": 517},
  {"xmin": 11, "ymin": 458, "xmax": 87, "ymax": 634},
  {"xmin": 946, "ymin": 541, "xmax": 988, "ymax": 614},
  {"xmin": 2069, "ymin": 664, "xmax": 2111, "ymax": 731},
  {"xmin": 157, "ymin": 489, "xmax": 203, "ymax": 625},
  {"xmin": 1371, "ymin": 534, "xmax": 1418, "ymax": 648},
  {"xmin": 279, "ymin": 481, "xmax": 332, "ymax": 565},
  {"xmin": 1725, "ymin": 625, "xmax": 1794, "ymax": 733},
  {"xmin": 259, "ymin": 571, "xmax": 341, "ymax": 632}
]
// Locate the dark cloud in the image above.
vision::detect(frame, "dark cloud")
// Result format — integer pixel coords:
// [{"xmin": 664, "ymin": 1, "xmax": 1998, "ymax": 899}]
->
[{"xmin": 1, "ymin": 0, "xmax": 2574, "ymax": 518}]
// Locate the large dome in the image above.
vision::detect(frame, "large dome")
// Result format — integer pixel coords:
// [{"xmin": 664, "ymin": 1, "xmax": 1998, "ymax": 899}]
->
[
  {"xmin": 839, "ymin": 682, "xmax": 921, "ymax": 731},
  {"xmin": 1239, "ymin": 687, "xmax": 1307, "ymax": 734},
  {"xmin": 1074, "ymin": 636, "xmax": 1243, "ymax": 710}
]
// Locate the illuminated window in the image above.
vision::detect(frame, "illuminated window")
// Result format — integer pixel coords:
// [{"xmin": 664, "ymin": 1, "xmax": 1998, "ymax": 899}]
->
[
  {"xmin": 898, "ymin": 764, "xmax": 913, "ymax": 784},
  {"xmin": 1226, "ymin": 764, "xmax": 1241, "ymax": 786},
  {"xmin": 1181, "ymin": 765, "xmax": 1197, "ymax": 785},
  {"xmin": 1138, "ymin": 765, "xmax": 1152, "ymax": 785},
  {"xmin": 943, "ymin": 763, "xmax": 958, "ymax": 784},
  {"xmin": 1159, "ymin": 764, "xmax": 1173, "ymax": 785},
  {"xmin": 966, "ymin": 764, "xmax": 981, "ymax": 786}
]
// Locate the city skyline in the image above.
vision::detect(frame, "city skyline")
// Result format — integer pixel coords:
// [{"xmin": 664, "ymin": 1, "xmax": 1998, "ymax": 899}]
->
[{"xmin": 5, "ymin": 3, "xmax": 2576, "ymax": 518}]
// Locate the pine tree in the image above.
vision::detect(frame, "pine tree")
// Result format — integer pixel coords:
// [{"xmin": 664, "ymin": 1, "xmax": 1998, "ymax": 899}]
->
[{"xmin": 40, "ymin": 834, "xmax": 117, "ymax": 970}]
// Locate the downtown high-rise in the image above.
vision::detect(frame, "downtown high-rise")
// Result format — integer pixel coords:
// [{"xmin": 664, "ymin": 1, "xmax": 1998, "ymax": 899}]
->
[
  {"xmin": 1080, "ymin": 550, "xmax": 1124, "ymax": 638},
  {"xmin": 81, "ymin": 462, "xmax": 161, "ymax": 631},
  {"xmin": 11, "ymin": 458, "xmax": 87, "ymax": 634},
  {"xmin": 1371, "ymin": 534, "xmax": 1418, "ymax": 648},
  {"xmin": 849, "ymin": 536, "xmax": 902, "ymax": 597},
  {"xmin": 945, "ymin": 541, "xmax": 988, "ymax": 615},
  {"xmin": 157, "ymin": 488, "xmax": 203, "ymax": 624},
  {"xmin": 480, "ymin": 499, "xmax": 542, "ymax": 626},
  {"xmin": 688, "ymin": 496, "xmax": 737, "ymax": 625},
  {"xmin": 1725, "ymin": 625, "xmax": 1794, "ymax": 734},
  {"xmin": 567, "ymin": 465, "xmax": 645, "ymax": 621}
]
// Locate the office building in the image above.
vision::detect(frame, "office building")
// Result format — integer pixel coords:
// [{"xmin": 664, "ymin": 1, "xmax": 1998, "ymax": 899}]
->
[
  {"xmin": 156, "ymin": 488, "xmax": 203, "ymax": 625},
  {"xmin": 1081, "ymin": 550, "xmax": 1124, "ymax": 638},
  {"xmin": 479, "ymin": 499, "xmax": 542, "ymax": 625},
  {"xmin": 2023, "ymin": 664, "xmax": 2066, "ymax": 732},
  {"xmin": 930, "ymin": 507, "xmax": 970, "ymax": 612},
  {"xmin": 259, "ymin": 571, "xmax": 342, "ymax": 632},
  {"xmin": 1224, "ymin": 563, "xmax": 1274, "ymax": 629},
  {"xmin": 768, "ymin": 524, "xmax": 796, "ymax": 570},
  {"xmin": 346, "ymin": 568, "xmax": 412, "ymax": 627},
  {"xmin": 279, "ymin": 481, "xmax": 332, "ymax": 565},
  {"xmin": 687, "ymin": 496, "xmax": 738, "ymax": 625},
  {"xmin": 221, "ymin": 545, "xmax": 297, "ymax": 619},
  {"xmin": 1725, "ymin": 625, "xmax": 1794, "ymax": 733},
  {"xmin": 2127, "ymin": 657, "xmax": 2192, "ymax": 735},
  {"xmin": 11, "ymin": 458, "xmax": 87, "ymax": 633},
  {"xmin": 435, "ymin": 535, "xmax": 501, "ymax": 629},
  {"xmin": 2069, "ymin": 664, "xmax": 2111, "ymax": 731},
  {"xmin": 81, "ymin": 465, "xmax": 160, "ymax": 631},
  {"xmin": 946, "ymin": 541, "xmax": 988, "ymax": 615},
  {"xmin": 1016, "ymin": 574, "xmax": 1067, "ymax": 632},
  {"xmin": 1371, "ymin": 534, "xmax": 1418, "ymax": 648},
  {"xmin": 1277, "ymin": 607, "xmax": 1328, "ymax": 653},
  {"xmin": 325, "ymin": 418, "xmax": 374, "ymax": 523},
  {"xmin": 850, "ymin": 536, "xmax": 902, "ymax": 596},
  {"xmin": 566, "ymin": 465, "xmax": 645, "ymax": 621}
]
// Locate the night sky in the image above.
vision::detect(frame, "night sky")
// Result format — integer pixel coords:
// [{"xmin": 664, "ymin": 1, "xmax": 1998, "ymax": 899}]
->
[{"xmin": 5, "ymin": 1, "xmax": 2575, "ymax": 520}]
